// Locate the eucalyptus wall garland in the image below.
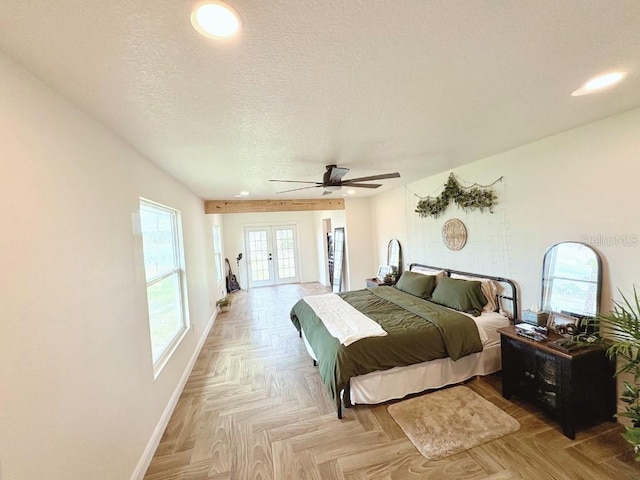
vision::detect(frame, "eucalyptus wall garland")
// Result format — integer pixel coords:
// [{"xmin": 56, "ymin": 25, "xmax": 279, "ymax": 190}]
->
[{"xmin": 415, "ymin": 173, "xmax": 501, "ymax": 218}]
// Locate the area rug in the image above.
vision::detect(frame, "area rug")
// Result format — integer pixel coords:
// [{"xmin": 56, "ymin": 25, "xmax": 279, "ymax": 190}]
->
[{"xmin": 387, "ymin": 386, "xmax": 520, "ymax": 461}]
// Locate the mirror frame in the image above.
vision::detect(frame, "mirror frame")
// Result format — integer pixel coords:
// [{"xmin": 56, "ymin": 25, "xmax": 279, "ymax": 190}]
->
[
  {"xmin": 332, "ymin": 227, "xmax": 345, "ymax": 293},
  {"xmin": 541, "ymin": 241, "xmax": 602, "ymax": 319},
  {"xmin": 386, "ymin": 239, "xmax": 402, "ymax": 276}
]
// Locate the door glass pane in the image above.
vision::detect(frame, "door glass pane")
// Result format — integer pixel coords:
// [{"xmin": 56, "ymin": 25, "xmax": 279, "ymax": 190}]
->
[
  {"xmin": 248, "ymin": 231, "xmax": 270, "ymax": 281},
  {"xmin": 536, "ymin": 352, "xmax": 558, "ymax": 408},
  {"xmin": 276, "ymin": 228, "xmax": 296, "ymax": 279}
]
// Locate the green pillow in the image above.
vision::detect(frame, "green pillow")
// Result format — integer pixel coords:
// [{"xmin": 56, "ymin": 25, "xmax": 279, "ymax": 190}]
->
[
  {"xmin": 394, "ymin": 271, "xmax": 437, "ymax": 299},
  {"xmin": 430, "ymin": 276, "xmax": 487, "ymax": 316}
]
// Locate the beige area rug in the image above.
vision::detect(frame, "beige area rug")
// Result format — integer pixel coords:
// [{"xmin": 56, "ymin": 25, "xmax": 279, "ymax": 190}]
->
[{"xmin": 387, "ymin": 385, "xmax": 520, "ymax": 461}]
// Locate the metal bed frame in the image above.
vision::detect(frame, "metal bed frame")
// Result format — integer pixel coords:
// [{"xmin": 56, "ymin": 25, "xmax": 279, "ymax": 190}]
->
[{"xmin": 303, "ymin": 263, "xmax": 519, "ymax": 419}]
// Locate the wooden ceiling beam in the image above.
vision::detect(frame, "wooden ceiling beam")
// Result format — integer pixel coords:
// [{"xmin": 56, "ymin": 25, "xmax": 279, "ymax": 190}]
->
[{"xmin": 204, "ymin": 198, "xmax": 345, "ymax": 214}]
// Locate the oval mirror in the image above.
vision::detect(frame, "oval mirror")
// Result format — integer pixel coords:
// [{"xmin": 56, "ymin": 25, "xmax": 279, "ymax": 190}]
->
[
  {"xmin": 541, "ymin": 241, "xmax": 602, "ymax": 318},
  {"xmin": 387, "ymin": 239, "xmax": 402, "ymax": 276}
]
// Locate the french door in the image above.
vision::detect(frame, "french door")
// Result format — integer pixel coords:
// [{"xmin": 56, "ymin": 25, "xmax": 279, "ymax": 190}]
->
[{"xmin": 244, "ymin": 225, "xmax": 299, "ymax": 288}]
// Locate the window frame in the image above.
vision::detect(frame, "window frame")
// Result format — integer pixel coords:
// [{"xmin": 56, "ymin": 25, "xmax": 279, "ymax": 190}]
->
[{"xmin": 139, "ymin": 198, "xmax": 190, "ymax": 377}]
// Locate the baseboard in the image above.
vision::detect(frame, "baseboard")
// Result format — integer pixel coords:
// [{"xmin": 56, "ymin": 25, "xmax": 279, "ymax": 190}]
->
[{"xmin": 130, "ymin": 309, "xmax": 218, "ymax": 480}]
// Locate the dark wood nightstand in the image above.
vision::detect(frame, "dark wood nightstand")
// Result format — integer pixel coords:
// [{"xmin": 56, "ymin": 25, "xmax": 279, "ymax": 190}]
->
[{"xmin": 498, "ymin": 325, "xmax": 615, "ymax": 439}]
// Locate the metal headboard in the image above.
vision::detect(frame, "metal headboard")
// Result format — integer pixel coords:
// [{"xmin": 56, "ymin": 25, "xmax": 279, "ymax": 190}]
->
[{"xmin": 409, "ymin": 263, "xmax": 519, "ymax": 321}]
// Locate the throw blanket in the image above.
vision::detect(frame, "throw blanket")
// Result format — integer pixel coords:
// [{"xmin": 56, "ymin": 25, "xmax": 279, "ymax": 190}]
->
[{"xmin": 302, "ymin": 293, "xmax": 387, "ymax": 346}]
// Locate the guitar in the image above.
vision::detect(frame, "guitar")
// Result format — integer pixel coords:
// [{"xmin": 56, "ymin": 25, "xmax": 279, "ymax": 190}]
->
[{"xmin": 225, "ymin": 258, "xmax": 241, "ymax": 293}]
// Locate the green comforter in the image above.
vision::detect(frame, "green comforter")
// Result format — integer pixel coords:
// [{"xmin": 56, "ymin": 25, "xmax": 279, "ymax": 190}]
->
[{"xmin": 290, "ymin": 286, "xmax": 483, "ymax": 406}]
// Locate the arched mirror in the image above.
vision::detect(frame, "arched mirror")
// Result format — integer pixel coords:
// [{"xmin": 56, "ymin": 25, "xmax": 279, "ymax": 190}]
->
[
  {"xmin": 387, "ymin": 239, "xmax": 402, "ymax": 276},
  {"xmin": 541, "ymin": 241, "xmax": 602, "ymax": 319}
]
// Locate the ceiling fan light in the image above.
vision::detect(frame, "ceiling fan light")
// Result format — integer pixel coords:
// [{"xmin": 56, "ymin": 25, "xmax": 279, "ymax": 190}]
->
[{"xmin": 324, "ymin": 185, "xmax": 342, "ymax": 192}]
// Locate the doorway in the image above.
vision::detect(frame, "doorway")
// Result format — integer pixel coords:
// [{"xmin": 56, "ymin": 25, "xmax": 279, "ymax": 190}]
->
[
  {"xmin": 322, "ymin": 218, "xmax": 333, "ymax": 287},
  {"xmin": 244, "ymin": 225, "xmax": 299, "ymax": 288}
]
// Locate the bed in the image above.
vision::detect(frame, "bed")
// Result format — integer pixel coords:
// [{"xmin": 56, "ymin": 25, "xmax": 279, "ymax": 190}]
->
[{"xmin": 290, "ymin": 263, "xmax": 518, "ymax": 418}]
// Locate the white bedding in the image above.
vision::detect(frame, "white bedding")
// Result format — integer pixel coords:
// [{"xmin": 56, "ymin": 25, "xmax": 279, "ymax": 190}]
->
[
  {"xmin": 302, "ymin": 293, "xmax": 387, "ymax": 346},
  {"xmin": 465, "ymin": 310, "xmax": 510, "ymax": 347},
  {"xmin": 301, "ymin": 309, "xmax": 509, "ymax": 406}
]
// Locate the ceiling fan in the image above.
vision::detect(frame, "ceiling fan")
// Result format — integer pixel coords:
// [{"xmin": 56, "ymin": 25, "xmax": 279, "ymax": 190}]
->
[{"xmin": 270, "ymin": 164, "xmax": 401, "ymax": 195}]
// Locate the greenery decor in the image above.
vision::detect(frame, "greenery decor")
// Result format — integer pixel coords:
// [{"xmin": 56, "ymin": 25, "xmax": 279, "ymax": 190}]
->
[
  {"xmin": 216, "ymin": 296, "xmax": 231, "ymax": 311},
  {"xmin": 579, "ymin": 287, "xmax": 640, "ymax": 460},
  {"xmin": 415, "ymin": 173, "xmax": 500, "ymax": 218}
]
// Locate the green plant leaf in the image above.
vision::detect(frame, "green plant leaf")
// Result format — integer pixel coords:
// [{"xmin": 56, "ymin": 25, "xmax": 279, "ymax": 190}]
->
[
  {"xmin": 595, "ymin": 285, "xmax": 640, "ymax": 459},
  {"xmin": 622, "ymin": 427, "xmax": 640, "ymax": 460},
  {"xmin": 415, "ymin": 173, "xmax": 499, "ymax": 219}
]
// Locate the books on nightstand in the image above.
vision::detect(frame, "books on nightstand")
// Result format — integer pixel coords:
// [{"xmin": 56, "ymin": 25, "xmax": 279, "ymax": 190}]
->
[{"xmin": 515, "ymin": 322, "xmax": 548, "ymax": 342}]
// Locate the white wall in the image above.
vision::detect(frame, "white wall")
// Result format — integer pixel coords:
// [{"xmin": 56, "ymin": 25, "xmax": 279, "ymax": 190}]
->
[
  {"xmin": 370, "ymin": 107, "xmax": 640, "ymax": 315},
  {"xmin": 0, "ymin": 53, "xmax": 215, "ymax": 480},
  {"xmin": 216, "ymin": 204, "xmax": 373, "ymax": 293},
  {"xmin": 219, "ymin": 210, "xmax": 320, "ymax": 288},
  {"xmin": 370, "ymin": 188, "xmax": 408, "ymax": 272},
  {"xmin": 344, "ymin": 198, "xmax": 376, "ymax": 291}
]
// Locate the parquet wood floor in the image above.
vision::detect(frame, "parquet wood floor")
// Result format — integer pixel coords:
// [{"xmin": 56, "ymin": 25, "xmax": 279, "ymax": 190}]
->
[{"xmin": 144, "ymin": 283, "xmax": 640, "ymax": 480}]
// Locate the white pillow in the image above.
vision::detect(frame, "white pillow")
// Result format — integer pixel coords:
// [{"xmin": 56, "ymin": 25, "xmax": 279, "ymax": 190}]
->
[{"xmin": 449, "ymin": 273, "xmax": 501, "ymax": 312}]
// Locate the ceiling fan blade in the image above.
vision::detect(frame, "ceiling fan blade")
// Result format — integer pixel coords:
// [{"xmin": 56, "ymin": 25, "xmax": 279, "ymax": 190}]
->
[
  {"xmin": 344, "ymin": 172, "xmax": 401, "ymax": 183},
  {"xmin": 325, "ymin": 165, "xmax": 350, "ymax": 184},
  {"xmin": 341, "ymin": 182, "xmax": 382, "ymax": 189},
  {"xmin": 276, "ymin": 185, "xmax": 322, "ymax": 194},
  {"xmin": 270, "ymin": 179, "xmax": 322, "ymax": 185}
]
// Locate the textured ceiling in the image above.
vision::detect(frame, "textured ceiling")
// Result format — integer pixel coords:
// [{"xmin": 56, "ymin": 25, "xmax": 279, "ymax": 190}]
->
[{"xmin": 1, "ymin": 0, "xmax": 639, "ymax": 199}]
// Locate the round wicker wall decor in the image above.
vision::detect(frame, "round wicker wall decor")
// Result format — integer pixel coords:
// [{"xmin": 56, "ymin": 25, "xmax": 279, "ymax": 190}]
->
[{"xmin": 442, "ymin": 218, "xmax": 467, "ymax": 251}]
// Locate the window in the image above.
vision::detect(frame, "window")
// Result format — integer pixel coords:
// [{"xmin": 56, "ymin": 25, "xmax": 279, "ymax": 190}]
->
[
  {"xmin": 139, "ymin": 199, "xmax": 189, "ymax": 373},
  {"xmin": 212, "ymin": 224, "xmax": 223, "ymax": 284}
]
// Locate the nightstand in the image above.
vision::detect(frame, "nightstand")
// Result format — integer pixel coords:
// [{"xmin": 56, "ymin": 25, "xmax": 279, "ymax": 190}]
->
[
  {"xmin": 366, "ymin": 278, "xmax": 396, "ymax": 288},
  {"xmin": 498, "ymin": 325, "xmax": 615, "ymax": 439}
]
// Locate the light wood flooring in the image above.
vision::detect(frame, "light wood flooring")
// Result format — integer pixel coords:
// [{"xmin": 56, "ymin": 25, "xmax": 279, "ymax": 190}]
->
[{"xmin": 144, "ymin": 283, "xmax": 640, "ymax": 480}]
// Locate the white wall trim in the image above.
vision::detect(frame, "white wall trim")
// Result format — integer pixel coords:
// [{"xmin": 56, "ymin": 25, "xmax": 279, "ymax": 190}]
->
[{"xmin": 129, "ymin": 309, "xmax": 218, "ymax": 480}]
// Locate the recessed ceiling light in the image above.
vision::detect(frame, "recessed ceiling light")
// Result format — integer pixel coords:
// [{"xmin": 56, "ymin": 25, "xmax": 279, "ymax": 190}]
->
[
  {"xmin": 191, "ymin": 1, "xmax": 241, "ymax": 39},
  {"xmin": 234, "ymin": 194, "xmax": 242, "ymax": 198},
  {"xmin": 347, "ymin": 190, "xmax": 356, "ymax": 195},
  {"xmin": 571, "ymin": 71, "xmax": 627, "ymax": 96},
  {"xmin": 239, "ymin": 191, "xmax": 249, "ymax": 196}
]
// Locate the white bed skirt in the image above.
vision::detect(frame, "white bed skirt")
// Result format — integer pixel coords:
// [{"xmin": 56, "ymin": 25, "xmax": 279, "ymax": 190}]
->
[{"xmin": 302, "ymin": 331, "xmax": 502, "ymax": 406}]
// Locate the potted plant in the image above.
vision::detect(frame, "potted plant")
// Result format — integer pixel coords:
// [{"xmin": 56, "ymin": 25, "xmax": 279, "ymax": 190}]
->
[
  {"xmin": 216, "ymin": 295, "xmax": 231, "ymax": 312},
  {"xmin": 586, "ymin": 286, "xmax": 640, "ymax": 459}
]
